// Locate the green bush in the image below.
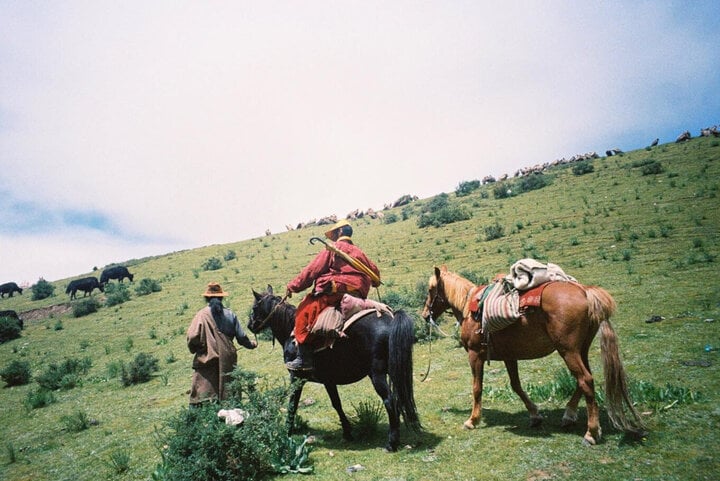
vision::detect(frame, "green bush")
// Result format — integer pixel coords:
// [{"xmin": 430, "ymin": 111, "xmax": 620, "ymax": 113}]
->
[
  {"xmin": 135, "ymin": 278, "xmax": 162, "ymax": 296},
  {"xmin": 383, "ymin": 212, "xmax": 399, "ymax": 224},
  {"xmin": 417, "ymin": 206, "xmax": 471, "ymax": 228},
  {"xmin": 1, "ymin": 360, "xmax": 31, "ymax": 386},
  {"xmin": 157, "ymin": 368, "xmax": 312, "ymax": 480},
  {"xmin": 121, "ymin": 352, "xmax": 159, "ymax": 386},
  {"xmin": 25, "ymin": 388, "xmax": 56, "ymax": 410},
  {"xmin": 223, "ymin": 250, "xmax": 237, "ymax": 261},
  {"xmin": 455, "ymin": 179, "xmax": 481, "ymax": 197},
  {"xmin": 73, "ymin": 298, "xmax": 100, "ymax": 317},
  {"xmin": 572, "ymin": 161, "xmax": 594, "ymax": 176},
  {"xmin": 641, "ymin": 160, "xmax": 664, "ymax": 175},
  {"xmin": 518, "ymin": 173, "xmax": 551, "ymax": 192},
  {"xmin": 493, "ymin": 182, "xmax": 514, "ymax": 199},
  {"xmin": 201, "ymin": 257, "xmax": 223, "ymax": 271},
  {"xmin": 0, "ymin": 317, "xmax": 21, "ymax": 343},
  {"xmin": 484, "ymin": 222, "xmax": 505, "ymax": 241},
  {"xmin": 31, "ymin": 278, "xmax": 55, "ymax": 300},
  {"xmin": 105, "ymin": 282, "xmax": 131, "ymax": 307},
  {"xmin": 36, "ymin": 357, "xmax": 92, "ymax": 391}
]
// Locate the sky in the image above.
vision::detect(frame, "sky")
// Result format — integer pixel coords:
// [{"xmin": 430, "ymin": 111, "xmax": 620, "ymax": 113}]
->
[{"xmin": 1, "ymin": 1, "xmax": 719, "ymax": 284}]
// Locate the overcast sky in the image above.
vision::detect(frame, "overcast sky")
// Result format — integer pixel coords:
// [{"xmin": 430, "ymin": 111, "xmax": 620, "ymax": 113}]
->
[{"xmin": 1, "ymin": 1, "xmax": 718, "ymax": 284}]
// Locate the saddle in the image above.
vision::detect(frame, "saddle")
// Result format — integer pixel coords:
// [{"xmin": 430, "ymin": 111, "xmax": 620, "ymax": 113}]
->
[{"xmin": 309, "ymin": 294, "xmax": 393, "ymax": 341}]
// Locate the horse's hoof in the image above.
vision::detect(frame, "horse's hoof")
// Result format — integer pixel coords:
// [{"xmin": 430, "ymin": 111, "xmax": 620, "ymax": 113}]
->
[
  {"xmin": 530, "ymin": 415, "xmax": 543, "ymax": 428},
  {"xmin": 384, "ymin": 444, "xmax": 398, "ymax": 453},
  {"xmin": 582, "ymin": 434, "xmax": 597, "ymax": 446},
  {"xmin": 463, "ymin": 420, "xmax": 476, "ymax": 430}
]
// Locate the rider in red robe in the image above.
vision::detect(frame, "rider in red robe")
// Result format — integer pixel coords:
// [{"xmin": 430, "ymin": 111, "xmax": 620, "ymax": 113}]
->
[{"xmin": 285, "ymin": 220, "xmax": 381, "ymax": 371}]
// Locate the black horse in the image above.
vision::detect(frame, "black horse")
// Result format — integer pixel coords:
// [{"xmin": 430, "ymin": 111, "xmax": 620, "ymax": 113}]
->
[{"xmin": 248, "ymin": 286, "xmax": 420, "ymax": 452}]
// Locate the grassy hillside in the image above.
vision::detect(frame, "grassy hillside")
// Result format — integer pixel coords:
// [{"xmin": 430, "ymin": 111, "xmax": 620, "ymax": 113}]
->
[{"xmin": 1, "ymin": 137, "xmax": 719, "ymax": 480}]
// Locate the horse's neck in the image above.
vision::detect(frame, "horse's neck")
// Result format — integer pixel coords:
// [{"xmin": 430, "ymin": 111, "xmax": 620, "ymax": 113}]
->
[
  {"xmin": 271, "ymin": 303, "xmax": 296, "ymax": 345},
  {"xmin": 444, "ymin": 275, "xmax": 474, "ymax": 320}
]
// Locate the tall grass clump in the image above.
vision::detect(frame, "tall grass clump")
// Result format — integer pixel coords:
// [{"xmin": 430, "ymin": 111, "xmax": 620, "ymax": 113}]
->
[{"xmin": 36, "ymin": 357, "xmax": 92, "ymax": 391}]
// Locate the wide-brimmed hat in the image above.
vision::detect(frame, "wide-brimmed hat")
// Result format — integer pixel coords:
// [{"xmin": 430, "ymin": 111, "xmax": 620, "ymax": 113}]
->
[
  {"xmin": 325, "ymin": 219, "xmax": 351, "ymax": 239},
  {"xmin": 203, "ymin": 282, "xmax": 228, "ymax": 297}
]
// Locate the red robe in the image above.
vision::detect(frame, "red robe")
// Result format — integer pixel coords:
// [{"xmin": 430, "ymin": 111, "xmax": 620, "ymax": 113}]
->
[{"xmin": 288, "ymin": 237, "xmax": 380, "ymax": 343}]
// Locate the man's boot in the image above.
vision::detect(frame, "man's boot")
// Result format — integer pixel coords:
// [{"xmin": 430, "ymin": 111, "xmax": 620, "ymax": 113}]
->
[{"xmin": 286, "ymin": 343, "xmax": 313, "ymax": 371}]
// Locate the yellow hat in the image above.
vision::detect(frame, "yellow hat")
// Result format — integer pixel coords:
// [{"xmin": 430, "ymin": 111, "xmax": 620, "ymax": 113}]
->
[
  {"xmin": 325, "ymin": 219, "xmax": 351, "ymax": 239},
  {"xmin": 203, "ymin": 282, "xmax": 228, "ymax": 297}
]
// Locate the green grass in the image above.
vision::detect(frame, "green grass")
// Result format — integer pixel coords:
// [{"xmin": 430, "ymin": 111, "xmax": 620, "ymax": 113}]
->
[{"xmin": 1, "ymin": 138, "xmax": 719, "ymax": 480}]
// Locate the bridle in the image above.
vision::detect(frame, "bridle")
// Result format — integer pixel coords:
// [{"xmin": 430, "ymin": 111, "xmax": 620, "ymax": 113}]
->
[{"xmin": 251, "ymin": 294, "xmax": 287, "ymax": 334}]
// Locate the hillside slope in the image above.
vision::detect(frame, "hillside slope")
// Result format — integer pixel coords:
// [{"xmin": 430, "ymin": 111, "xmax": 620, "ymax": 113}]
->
[{"xmin": 1, "ymin": 137, "xmax": 718, "ymax": 480}]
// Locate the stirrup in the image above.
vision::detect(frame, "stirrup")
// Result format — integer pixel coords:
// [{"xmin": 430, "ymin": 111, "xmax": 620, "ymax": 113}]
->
[{"xmin": 286, "ymin": 359, "xmax": 312, "ymax": 371}]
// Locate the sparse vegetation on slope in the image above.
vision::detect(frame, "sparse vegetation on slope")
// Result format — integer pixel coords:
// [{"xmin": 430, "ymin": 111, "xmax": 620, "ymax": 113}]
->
[{"xmin": 0, "ymin": 138, "xmax": 718, "ymax": 480}]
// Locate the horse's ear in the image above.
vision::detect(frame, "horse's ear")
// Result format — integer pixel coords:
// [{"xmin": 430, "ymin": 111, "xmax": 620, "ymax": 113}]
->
[
  {"xmin": 267, "ymin": 284, "xmax": 274, "ymax": 296},
  {"xmin": 434, "ymin": 266, "xmax": 442, "ymax": 279},
  {"xmin": 252, "ymin": 289, "xmax": 262, "ymax": 300}
]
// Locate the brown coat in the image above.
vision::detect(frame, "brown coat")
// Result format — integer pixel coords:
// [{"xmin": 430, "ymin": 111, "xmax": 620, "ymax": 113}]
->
[{"xmin": 186, "ymin": 306, "xmax": 238, "ymax": 404}]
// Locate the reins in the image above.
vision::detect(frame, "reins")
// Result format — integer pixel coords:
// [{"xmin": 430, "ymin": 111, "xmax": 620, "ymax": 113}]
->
[{"xmin": 251, "ymin": 294, "xmax": 288, "ymax": 346}]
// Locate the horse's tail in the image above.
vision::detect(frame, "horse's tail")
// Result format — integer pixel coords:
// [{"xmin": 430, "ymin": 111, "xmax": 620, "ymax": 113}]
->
[
  {"xmin": 585, "ymin": 285, "xmax": 616, "ymax": 325},
  {"xmin": 599, "ymin": 319, "xmax": 647, "ymax": 437},
  {"xmin": 388, "ymin": 309, "xmax": 421, "ymax": 433}
]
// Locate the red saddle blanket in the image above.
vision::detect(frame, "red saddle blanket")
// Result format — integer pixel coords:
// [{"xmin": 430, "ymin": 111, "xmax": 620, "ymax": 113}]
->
[{"xmin": 519, "ymin": 282, "xmax": 550, "ymax": 309}]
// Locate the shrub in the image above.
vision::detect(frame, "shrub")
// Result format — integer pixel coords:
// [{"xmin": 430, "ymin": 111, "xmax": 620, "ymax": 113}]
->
[
  {"xmin": 493, "ymin": 182, "xmax": 514, "ymax": 199},
  {"xmin": 455, "ymin": 179, "xmax": 481, "ymax": 197},
  {"xmin": 105, "ymin": 282, "xmax": 131, "ymax": 307},
  {"xmin": 223, "ymin": 250, "xmax": 237, "ymax": 261},
  {"xmin": 0, "ymin": 317, "xmax": 21, "ymax": 343},
  {"xmin": 135, "ymin": 278, "xmax": 162, "ymax": 296},
  {"xmin": 641, "ymin": 160, "xmax": 664, "ymax": 175},
  {"xmin": 201, "ymin": 257, "xmax": 223, "ymax": 271},
  {"xmin": 31, "ymin": 278, "xmax": 55, "ymax": 300},
  {"xmin": 121, "ymin": 352, "xmax": 159, "ymax": 386},
  {"xmin": 1, "ymin": 360, "xmax": 31, "ymax": 386},
  {"xmin": 484, "ymin": 222, "xmax": 505, "ymax": 241},
  {"xmin": 417, "ymin": 206, "xmax": 471, "ymax": 228},
  {"xmin": 25, "ymin": 388, "xmax": 56, "ymax": 410},
  {"xmin": 518, "ymin": 173, "xmax": 551, "ymax": 192},
  {"xmin": 572, "ymin": 161, "xmax": 594, "ymax": 176},
  {"xmin": 383, "ymin": 212, "xmax": 399, "ymax": 224},
  {"xmin": 158, "ymin": 368, "xmax": 313, "ymax": 480},
  {"xmin": 36, "ymin": 357, "xmax": 92, "ymax": 391},
  {"xmin": 73, "ymin": 298, "xmax": 100, "ymax": 317}
]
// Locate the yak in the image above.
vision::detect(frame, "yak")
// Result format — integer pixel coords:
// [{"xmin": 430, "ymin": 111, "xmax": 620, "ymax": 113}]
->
[
  {"xmin": 66, "ymin": 277, "xmax": 104, "ymax": 300},
  {"xmin": 100, "ymin": 266, "xmax": 134, "ymax": 284},
  {"xmin": 0, "ymin": 282, "xmax": 23, "ymax": 298}
]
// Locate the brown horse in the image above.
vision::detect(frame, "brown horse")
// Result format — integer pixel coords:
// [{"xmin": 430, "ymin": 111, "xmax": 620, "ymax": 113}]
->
[{"xmin": 421, "ymin": 265, "xmax": 646, "ymax": 445}]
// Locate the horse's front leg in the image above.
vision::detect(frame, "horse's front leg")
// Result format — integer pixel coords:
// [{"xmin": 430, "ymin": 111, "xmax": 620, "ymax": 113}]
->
[
  {"xmin": 504, "ymin": 360, "xmax": 542, "ymax": 427},
  {"xmin": 465, "ymin": 350, "xmax": 485, "ymax": 429},
  {"xmin": 287, "ymin": 376, "xmax": 307, "ymax": 435},
  {"xmin": 324, "ymin": 383, "xmax": 353, "ymax": 441}
]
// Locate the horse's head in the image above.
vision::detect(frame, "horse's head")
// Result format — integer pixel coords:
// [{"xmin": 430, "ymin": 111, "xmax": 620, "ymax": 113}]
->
[
  {"xmin": 247, "ymin": 285, "xmax": 281, "ymax": 334},
  {"xmin": 421, "ymin": 265, "xmax": 451, "ymax": 322}
]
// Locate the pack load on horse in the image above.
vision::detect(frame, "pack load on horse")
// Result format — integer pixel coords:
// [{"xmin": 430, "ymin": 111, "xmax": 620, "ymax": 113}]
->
[
  {"xmin": 247, "ymin": 285, "xmax": 421, "ymax": 452},
  {"xmin": 422, "ymin": 260, "xmax": 646, "ymax": 445}
]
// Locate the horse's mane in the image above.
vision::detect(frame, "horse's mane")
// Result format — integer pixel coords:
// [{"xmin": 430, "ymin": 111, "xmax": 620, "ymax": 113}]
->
[{"xmin": 437, "ymin": 268, "xmax": 476, "ymax": 315}]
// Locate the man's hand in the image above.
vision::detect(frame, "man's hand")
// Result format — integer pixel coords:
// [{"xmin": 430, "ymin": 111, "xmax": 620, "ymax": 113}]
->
[{"xmin": 285, "ymin": 288, "xmax": 292, "ymax": 299}]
